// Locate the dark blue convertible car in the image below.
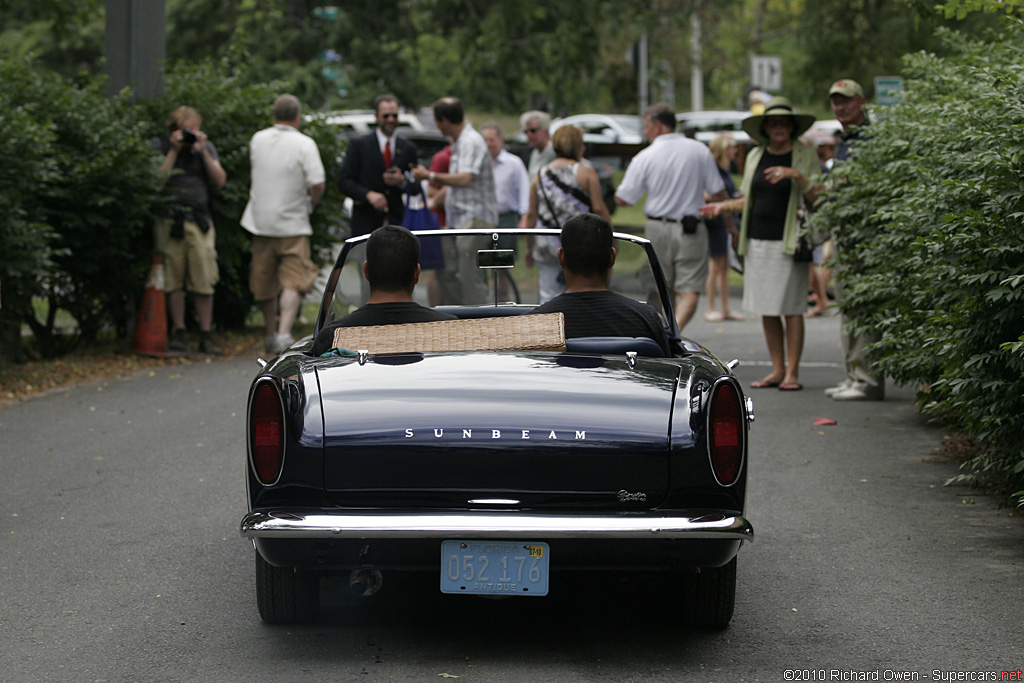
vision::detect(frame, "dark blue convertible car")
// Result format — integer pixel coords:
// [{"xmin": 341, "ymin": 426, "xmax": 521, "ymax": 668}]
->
[{"xmin": 240, "ymin": 228, "xmax": 754, "ymax": 627}]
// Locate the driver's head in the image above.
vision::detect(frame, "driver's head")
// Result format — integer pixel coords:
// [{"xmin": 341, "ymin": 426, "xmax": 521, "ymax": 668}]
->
[
  {"xmin": 560, "ymin": 213, "xmax": 614, "ymax": 278},
  {"xmin": 365, "ymin": 225, "xmax": 420, "ymax": 293}
]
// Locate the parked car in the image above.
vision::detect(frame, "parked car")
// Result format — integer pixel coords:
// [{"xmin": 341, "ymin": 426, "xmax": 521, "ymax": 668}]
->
[
  {"xmin": 676, "ymin": 110, "xmax": 753, "ymax": 145},
  {"xmin": 550, "ymin": 113, "xmax": 645, "ymax": 146},
  {"xmin": 241, "ymin": 228, "xmax": 755, "ymax": 628},
  {"xmin": 312, "ymin": 108, "xmax": 426, "ymax": 137}
]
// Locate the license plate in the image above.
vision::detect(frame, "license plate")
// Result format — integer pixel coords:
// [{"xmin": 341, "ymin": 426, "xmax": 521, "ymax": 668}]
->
[{"xmin": 440, "ymin": 540, "xmax": 549, "ymax": 596}]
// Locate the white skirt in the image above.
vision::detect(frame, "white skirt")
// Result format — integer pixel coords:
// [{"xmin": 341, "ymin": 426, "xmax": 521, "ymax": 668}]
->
[{"xmin": 742, "ymin": 238, "xmax": 810, "ymax": 316}]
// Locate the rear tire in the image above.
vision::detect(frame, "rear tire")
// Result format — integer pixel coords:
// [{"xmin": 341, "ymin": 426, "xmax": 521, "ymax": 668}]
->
[
  {"xmin": 254, "ymin": 552, "xmax": 320, "ymax": 624},
  {"xmin": 686, "ymin": 557, "xmax": 737, "ymax": 628}
]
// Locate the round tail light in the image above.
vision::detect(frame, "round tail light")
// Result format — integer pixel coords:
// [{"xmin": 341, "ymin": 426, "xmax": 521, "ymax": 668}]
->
[
  {"xmin": 708, "ymin": 381, "xmax": 744, "ymax": 486},
  {"xmin": 250, "ymin": 381, "xmax": 285, "ymax": 485}
]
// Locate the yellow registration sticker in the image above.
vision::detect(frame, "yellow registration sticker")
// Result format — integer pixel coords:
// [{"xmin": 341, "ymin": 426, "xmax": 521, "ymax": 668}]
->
[{"xmin": 528, "ymin": 545, "xmax": 544, "ymax": 558}]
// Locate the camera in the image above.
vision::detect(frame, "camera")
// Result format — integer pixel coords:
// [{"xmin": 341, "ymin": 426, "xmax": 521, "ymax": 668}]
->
[{"xmin": 181, "ymin": 128, "xmax": 197, "ymax": 145}]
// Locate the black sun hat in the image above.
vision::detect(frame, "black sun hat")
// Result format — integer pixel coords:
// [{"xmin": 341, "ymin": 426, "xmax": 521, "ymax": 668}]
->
[{"xmin": 742, "ymin": 96, "xmax": 816, "ymax": 146}]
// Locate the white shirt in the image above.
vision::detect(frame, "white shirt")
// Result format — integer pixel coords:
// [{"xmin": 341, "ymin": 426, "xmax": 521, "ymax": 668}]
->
[
  {"xmin": 492, "ymin": 149, "xmax": 530, "ymax": 215},
  {"xmin": 615, "ymin": 133, "xmax": 724, "ymax": 218},
  {"xmin": 241, "ymin": 124, "xmax": 326, "ymax": 237},
  {"xmin": 375, "ymin": 128, "xmax": 396, "ymax": 161},
  {"xmin": 446, "ymin": 124, "xmax": 498, "ymax": 229}
]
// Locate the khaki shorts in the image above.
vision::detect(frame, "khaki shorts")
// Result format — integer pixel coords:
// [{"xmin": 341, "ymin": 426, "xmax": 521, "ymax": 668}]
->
[
  {"xmin": 155, "ymin": 218, "xmax": 219, "ymax": 295},
  {"xmin": 645, "ymin": 218, "xmax": 708, "ymax": 294},
  {"xmin": 249, "ymin": 234, "xmax": 318, "ymax": 302}
]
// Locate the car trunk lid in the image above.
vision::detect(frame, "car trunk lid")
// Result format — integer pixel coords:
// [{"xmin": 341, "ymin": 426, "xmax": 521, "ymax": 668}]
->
[{"xmin": 315, "ymin": 352, "xmax": 679, "ymax": 510}]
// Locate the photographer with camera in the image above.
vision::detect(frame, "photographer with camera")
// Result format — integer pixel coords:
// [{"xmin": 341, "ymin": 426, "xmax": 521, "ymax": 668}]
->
[{"xmin": 154, "ymin": 105, "xmax": 227, "ymax": 354}]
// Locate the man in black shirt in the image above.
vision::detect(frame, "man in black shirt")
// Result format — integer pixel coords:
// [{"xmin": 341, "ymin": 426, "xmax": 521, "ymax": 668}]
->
[
  {"xmin": 532, "ymin": 213, "xmax": 672, "ymax": 356},
  {"xmin": 310, "ymin": 225, "xmax": 456, "ymax": 355}
]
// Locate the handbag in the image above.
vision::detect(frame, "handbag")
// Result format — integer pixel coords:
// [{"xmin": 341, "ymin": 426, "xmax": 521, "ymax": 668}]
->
[
  {"xmin": 793, "ymin": 235, "xmax": 814, "ymax": 263},
  {"xmin": 401, "ymin": 179, "xmax": 445, "ymax": 270},
  {"xmin": 793, "ymin": 206, "xmax": 814, "ymax": 263}
]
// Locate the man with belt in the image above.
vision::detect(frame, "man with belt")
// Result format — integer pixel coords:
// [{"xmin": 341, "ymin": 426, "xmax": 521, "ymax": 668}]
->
[{"xmin": 615, "ymin": 103, "xmax": 728, "ymax": 331}]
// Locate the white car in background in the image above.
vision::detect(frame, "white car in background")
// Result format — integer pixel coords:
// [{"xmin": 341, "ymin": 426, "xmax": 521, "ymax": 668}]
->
[
  {"xmin": 549, "ymin": 113, "xmax": 645, "ymax": 145},
  {"xmin": 676, "ymin": 110, "xmax": 752, "ymax": 145},
  {"xmin": 311, "ymin": 109, "xmax": 427, "ymax": 136}
]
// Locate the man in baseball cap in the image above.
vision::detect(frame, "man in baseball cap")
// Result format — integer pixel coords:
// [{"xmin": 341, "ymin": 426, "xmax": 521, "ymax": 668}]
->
[
  {"xmin": 824, "ymin": 77, "xmax": 884, "ymax": 401},
  {"xmin": 829, "ymin": 79, "xmax": 865, "ymax": 98}
]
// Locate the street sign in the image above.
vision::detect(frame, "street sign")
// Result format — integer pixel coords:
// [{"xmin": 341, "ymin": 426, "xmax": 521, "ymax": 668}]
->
[
  {"xmin": 875, "ymin": 76, "xmax": 904, "ymax": 106},
  {"xmin": 751, "ymin": 56, "xmax": 782, "ymax": 92}
]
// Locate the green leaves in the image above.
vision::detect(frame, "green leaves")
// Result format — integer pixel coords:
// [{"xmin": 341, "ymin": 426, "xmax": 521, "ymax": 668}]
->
[{"xmin": 816, "ymin": 25, "xmax": 1024, "ymax": 506}]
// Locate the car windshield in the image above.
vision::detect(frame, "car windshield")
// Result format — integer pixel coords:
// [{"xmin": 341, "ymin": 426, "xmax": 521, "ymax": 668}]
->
[{"xmin": 318, "ymin": 229, "xmax": 671, "ymax": 330}]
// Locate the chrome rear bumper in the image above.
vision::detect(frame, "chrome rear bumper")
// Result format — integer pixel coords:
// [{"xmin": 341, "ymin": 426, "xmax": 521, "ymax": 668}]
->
[{"xmin": 240, "ymin": 510, "xmax": 753, "ymax": 541}]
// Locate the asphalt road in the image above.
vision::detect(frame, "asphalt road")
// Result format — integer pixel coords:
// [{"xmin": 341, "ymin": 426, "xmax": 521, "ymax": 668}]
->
[{"xmin": 2, "ymin": 300, "xmax": 1022, "ymax": 682}]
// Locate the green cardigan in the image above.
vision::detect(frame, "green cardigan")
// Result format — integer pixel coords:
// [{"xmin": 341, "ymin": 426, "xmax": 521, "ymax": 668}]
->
[{"xmin": 737, "ymin": 142, "xmax": 819, "ymax": 257}]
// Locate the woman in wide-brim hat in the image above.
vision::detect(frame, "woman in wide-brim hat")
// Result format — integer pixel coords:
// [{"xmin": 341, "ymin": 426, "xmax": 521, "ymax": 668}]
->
[{"xmin": 701, "ymin": 96, "xmax": 820, "ymax": 392}]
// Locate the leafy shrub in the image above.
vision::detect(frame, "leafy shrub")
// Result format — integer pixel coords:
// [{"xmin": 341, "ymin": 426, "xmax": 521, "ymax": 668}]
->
[
  {"xmin": 815, "ymin": 25, "xmax": 1024, "ymax": 506},
  {"xmin": 0, "ymin": 60, "xmax": 167, "ymax": 359}
]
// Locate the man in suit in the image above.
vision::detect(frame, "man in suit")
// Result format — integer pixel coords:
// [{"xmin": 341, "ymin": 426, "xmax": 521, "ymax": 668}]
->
[{"xmin": 338, "ymin": 94, "xmax": 419, "ymax": 237}]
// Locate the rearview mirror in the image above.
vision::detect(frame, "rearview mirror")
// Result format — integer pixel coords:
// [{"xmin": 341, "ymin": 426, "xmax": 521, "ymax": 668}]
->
[{"xmin": 477, "ymin": 249, "xmax": 515, "ymax": 269}]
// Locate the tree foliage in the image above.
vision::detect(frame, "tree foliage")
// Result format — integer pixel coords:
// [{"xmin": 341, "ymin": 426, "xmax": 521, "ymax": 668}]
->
[{"xmin": 815, "ymin": 22, "xmax": 1024, "ymax": 506}]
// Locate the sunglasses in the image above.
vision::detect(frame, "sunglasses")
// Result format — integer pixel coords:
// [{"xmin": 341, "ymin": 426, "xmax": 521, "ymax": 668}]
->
[
  {"xmin": 525, "ymin": 127, "xmax": 541, "ymax": 133},
  {"xmin": 380, "ymin": 113, "xmax": 399, "ymax": 119}
]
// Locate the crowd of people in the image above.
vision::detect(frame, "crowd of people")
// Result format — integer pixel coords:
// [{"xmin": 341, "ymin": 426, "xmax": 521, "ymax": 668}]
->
[{"xmin": 155, "ymin": 78, "xmax": 881, "ymax": 402}]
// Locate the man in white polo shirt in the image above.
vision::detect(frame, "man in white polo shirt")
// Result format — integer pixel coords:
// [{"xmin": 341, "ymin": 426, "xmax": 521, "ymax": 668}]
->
[
  {"xmin": 241, "ymin": 93, "xmax": 326, "ymax": 354},
  {"xmin": 615, "ymin": 103, "xmax": 729, "ymax": 331}
]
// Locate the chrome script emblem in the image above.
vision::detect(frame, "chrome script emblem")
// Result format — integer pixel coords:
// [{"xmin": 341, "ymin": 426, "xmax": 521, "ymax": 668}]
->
[{"xmin": 617, "ymin": 490, "xmax": 648, "ymax": 503}]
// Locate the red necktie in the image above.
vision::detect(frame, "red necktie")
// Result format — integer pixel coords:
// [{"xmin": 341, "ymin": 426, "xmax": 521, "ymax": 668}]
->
[{"xmin": 383, "ymin": 140, "xmax": 392, "ymax": 168}]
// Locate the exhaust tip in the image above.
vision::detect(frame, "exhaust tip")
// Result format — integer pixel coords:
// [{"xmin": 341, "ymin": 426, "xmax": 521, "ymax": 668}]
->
[{"xmin": 349, "ymin": 569, "xmax": 383, "ymax": 596}]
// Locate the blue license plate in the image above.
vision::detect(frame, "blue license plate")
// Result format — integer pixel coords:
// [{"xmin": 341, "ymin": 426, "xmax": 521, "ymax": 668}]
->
[{"xmin": 440, "ymin": 540, "xmax": 549, "ymax": 596}]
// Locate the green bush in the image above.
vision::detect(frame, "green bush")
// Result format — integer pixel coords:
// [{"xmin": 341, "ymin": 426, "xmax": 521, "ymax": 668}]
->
[
  {"xmin": 0, "ymin": 60, "xmax": 167, "ymax": 359},
  {"xmin": 816, "ymin": 25, "xmax": 1024, "ymax": 506},
  {"xmin": 0, "ymin": 58, "xmax": 348, "ymax": 359}
]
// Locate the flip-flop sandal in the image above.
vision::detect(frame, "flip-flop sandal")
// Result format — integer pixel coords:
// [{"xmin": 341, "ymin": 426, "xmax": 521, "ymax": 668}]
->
[
  {"xmin": 779, "ymin": 382, "xmax": 803, "ymax": 391},
  {"xmin": 750, "ymin": 379, "xmax": 781, "ymax": 389}
]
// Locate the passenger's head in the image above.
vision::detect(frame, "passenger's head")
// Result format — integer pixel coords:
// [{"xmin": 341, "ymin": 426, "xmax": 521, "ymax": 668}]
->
[
  {"xmin": 365, "ymin": 225, "xmax": 420, "ymax": 293},
  {"xmin": 560, "ymin": 213, "xmax": 614, "ymax": 278},
  {"xmin": 273, "ymin": 94, "xmax": 301, "ymax": 124},
  {"xmin": 520, "ymin": 110, "xmax": 551, "ymax": 150},
  {"xmin": 552, "ymin": 125, "xmax": 585, "ymax": 160},
  {"xmin": 166, "ymin": 106, "xmax": 201, "ymax": 132}
]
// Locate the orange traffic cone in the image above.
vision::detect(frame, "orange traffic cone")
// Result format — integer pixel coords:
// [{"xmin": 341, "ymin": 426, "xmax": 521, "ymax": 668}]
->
[{"xmin": 132, "ymin": 255, "xmax": 174, "ymax": 356}]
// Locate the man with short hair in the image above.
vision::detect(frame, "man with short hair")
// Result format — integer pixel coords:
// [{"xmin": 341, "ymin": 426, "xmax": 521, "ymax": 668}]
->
[
  {"xmin": 531, "ymin": 213, "xmax": 671, "ymax": 356},
  {"xmin": 520, "ymin": 110, "xmax": 555, "ymax": 178},
  {"xmin": 615, "ymin": 103, "xmax": 728, "ymax": 331},
  {"xmin": 412, "ymin": 97, "xmax": 497, "ymax": 304},
  {"xmin": 309, "ymin": 225, "xmax": 456, "ymax": 355},
  {"xmin": 481, "ymin": 122, "xmax": 529, "ymax": 232},
  {"xmin": 338, "ymin": 94, "xmax": 419, "ymax": 237},
  {"xmin": 241, "ymin": 94, "xmax": 326, "ymax": 354},
  {"xmin": 824, "ymin": 78, "xmax": 884, "ymax": 401}
]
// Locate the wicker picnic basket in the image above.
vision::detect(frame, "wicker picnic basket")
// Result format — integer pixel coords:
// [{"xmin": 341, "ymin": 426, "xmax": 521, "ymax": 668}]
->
[{"xmin": 331, "ymin": 312, "xmax": 566, "ymax": 354}]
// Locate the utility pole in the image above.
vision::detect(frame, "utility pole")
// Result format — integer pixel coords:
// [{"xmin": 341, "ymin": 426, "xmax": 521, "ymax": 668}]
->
[
  {"xmin": 638, "ymin": 32, "xmax": 649, "ymax": 117},
  {"xmin": 690, "ymin": 4, "xmax": 704, "ymax": 112},
  {"xmin": 105, "ymin": 0, "xmax": 166, "ymax": 99}
]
